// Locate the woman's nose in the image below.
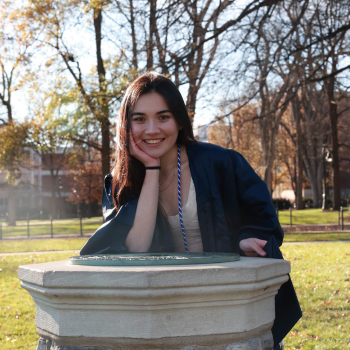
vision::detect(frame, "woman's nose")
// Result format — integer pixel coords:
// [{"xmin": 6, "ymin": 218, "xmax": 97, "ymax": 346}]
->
[{"xmin": 145, "ymin": 120, "xmax": 160, "ymax": 134}]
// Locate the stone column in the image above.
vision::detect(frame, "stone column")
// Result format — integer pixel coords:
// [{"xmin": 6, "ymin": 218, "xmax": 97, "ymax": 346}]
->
[{"xmin": 18, "ymin": 257, "xmax": 290, "ymax": 350}]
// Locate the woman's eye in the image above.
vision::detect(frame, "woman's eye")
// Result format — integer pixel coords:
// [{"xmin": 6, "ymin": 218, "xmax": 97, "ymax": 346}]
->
[
  {"xmin": 133, "ymin": 117, "xmax": 144, "ymax": 122},
  {"xmin": 160, "ymin": 115, "xmax": 170, "ymax": 120}
]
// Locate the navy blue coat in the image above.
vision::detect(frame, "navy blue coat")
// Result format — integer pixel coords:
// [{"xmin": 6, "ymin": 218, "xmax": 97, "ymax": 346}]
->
[{"xmin": 80, "ymin": 141, "xmax": 302, "ymax": 346}]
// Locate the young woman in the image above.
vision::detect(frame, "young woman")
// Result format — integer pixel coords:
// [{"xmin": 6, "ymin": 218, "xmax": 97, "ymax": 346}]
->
[{"xmin": 80, "ymin": 72, "xmax": 301, "ymax": 350}]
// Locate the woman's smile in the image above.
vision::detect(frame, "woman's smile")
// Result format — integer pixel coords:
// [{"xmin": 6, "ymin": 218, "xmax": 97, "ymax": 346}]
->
[{"xmin": 143, "ymin": 138, "xmax": 165, "ymax": 145}]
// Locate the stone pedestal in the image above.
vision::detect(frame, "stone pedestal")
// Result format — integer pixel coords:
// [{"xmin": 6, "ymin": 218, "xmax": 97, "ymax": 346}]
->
[{"xmin": 18, "ymin": 257, "xmax": 290, "ymax": 350}]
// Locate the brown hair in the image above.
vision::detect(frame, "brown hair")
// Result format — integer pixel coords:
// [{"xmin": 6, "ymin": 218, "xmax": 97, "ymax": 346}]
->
[{"xmin": 112, "ymin": 71, "xmax": 195, "ymax": 209}]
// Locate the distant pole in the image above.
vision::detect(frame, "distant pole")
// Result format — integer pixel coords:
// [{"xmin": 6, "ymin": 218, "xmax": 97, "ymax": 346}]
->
[
  {"xmin": 341, "ymin": 207, "xmax": 344, "ymax": 231},
  {"xmin": 289, "ymin": 207, "xmax": 292, "ymax": 227},
  {"xmin": 80, "ymin": 214, "xmax": 83, "ymax": 237},
  {"xmin": 322, "ymin": 147, "xmax": 327, "ymax": 210},
  {"xmin": 0, "ymin": 221, "xmax": 2, "ymax": 240},
  {"xmin": 50, "ymin": 216, "xmax": 53, "ymax": 238},
  {"xmin": 338, "ymin": 208, "xmax": 340, "ymax": 226},
  {"xmin": 27, "ymin": 213, "xmax": 30, "ymax": 238}
]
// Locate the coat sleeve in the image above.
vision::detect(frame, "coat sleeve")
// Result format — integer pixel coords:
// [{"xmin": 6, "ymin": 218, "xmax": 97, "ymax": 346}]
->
[
  {"xmin": 229, "ymin": 151, "xmax": 302, "ymax": 346},
  {"xmin": 228, "ymin": 150, "xmax": 284, "ymax": 251},
  {"xmin": 80, "ymin": 174, "xmax": 135, "ymax": 255},
  {"xmin": 80, "ymin": 173, "xmax": 173, "ymax": 255}
]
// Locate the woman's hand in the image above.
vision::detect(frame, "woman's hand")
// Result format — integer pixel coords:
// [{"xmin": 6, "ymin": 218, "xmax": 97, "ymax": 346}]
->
[
  {"xmin": 239, "ymin": 238, "xmax": 267, "ymax": 257},
  {"xmin": 129, "ymin": 132, "xmax": 160, "ymax": 167}
]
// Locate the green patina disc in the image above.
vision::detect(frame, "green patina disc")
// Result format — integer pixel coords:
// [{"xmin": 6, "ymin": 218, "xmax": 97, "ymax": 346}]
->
[{"xmin": 68, "ymin": 252, "xmax": 240, "ymax": 266}]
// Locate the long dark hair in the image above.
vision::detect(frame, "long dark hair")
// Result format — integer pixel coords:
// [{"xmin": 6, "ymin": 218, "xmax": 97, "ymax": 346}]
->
[{"xmin": 112, "ymin": 71, "xmax": 195, "ymax": 209}]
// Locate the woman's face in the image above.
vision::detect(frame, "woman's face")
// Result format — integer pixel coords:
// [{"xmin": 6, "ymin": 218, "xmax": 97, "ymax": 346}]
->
[{"xmin": 130, "ymin": 92, "xmax": 181, "ymax": 159}]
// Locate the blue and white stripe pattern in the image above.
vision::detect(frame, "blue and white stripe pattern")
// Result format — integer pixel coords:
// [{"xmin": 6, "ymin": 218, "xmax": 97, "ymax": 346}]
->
[{"xmin": 177, "ymin": 144, "xmax": 188, "ymax": 253}]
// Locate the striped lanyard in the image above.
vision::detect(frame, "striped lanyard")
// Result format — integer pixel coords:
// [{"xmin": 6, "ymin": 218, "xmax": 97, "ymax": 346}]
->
[{"xmin": 177, "ymin": 144, "xmax": 188, "ymax": 252}]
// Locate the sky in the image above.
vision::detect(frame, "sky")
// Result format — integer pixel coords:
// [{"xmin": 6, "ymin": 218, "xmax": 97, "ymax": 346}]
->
[{"xmin": 6, "ymin": 0, "xmax": 249, "ymax": 133}]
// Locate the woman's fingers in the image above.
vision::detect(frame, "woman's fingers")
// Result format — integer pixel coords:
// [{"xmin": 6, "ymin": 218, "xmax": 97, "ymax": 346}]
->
[
  {"xmin": 128, "ymin": 132, "xmax": 159, "ymax": 167},
  {"xmin": 251, "ymin": 239, "xmax": 267, "ymax": 256},
  {"xmin": 239, "ymin": 238, "xmax": 267, "ymax": 257}
]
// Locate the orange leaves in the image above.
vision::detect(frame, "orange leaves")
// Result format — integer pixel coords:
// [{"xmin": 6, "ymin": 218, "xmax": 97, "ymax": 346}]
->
[{"xmin": 289, "ymin": 331, "xmax": 298, "ymax": 337}]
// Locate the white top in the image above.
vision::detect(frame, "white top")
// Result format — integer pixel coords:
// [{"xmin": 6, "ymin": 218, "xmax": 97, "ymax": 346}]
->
[{"xmin": 167, "ymin": 177, "xmax": 203, "ymax": 252}]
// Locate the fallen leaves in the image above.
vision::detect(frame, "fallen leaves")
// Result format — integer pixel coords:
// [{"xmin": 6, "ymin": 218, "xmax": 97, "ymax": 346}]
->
[{"xmin": 4, "ymin": 305, "xmax": 12, "ymax": 312}]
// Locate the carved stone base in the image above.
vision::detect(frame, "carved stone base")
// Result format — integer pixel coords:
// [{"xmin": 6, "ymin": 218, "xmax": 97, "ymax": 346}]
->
[
  {"xmin": 19, "ymin": 258, "xmax": 288, "ymax": 350},
  {"xmin": 37, "ymin": 331, "xmax": 274, "ymax": 350}
]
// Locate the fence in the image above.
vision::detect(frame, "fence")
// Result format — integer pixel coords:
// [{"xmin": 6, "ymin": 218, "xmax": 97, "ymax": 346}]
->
[
  {"xmin": 0, "ymin": 215, "xmax": 103, "ymax": 240},
  {"xmin": 274, "ymin": 206, "xmax": 349, "ymax": 230}
]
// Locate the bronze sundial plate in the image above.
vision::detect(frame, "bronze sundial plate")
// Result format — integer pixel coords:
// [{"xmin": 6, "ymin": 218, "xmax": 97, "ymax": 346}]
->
[{"xmin": 68, "ymin": 252, "xmax": 240, "ymax": 266}]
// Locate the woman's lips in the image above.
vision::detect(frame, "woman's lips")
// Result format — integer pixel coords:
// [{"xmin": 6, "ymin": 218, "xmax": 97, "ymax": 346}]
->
[{"xmin": 143, "ymin": 138, "xmax": 165, "ymax": 146}]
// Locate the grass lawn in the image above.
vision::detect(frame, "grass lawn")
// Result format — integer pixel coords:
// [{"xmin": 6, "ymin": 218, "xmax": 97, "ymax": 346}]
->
[
  {"xmin": 280, "ymin": 243, "xmax": 350, "ymax": 350},
  {"xmin": 0, "ymin": 252, "xmax": 79, "ymax": 350},
  {"xmin": 284, "ymin": 232, "xmax": 350, "ymax": 242},
  {"xmin": 0, "ymin": 243, "xmax": 349, "ymax": 349},
  {"xmin": 278, "ymin": 208, "xmax": 350, "ymax": 225},
  {"xmin": 1, "ymin": 218, "xmax": 102, "ymax": 237},
  {"xmin": 0, "ymin": 238, "xmax": 88, "ymax": 254}
]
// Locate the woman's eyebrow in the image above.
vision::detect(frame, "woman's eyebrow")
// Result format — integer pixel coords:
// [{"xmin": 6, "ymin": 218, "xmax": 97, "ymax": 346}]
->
[{"xmin": 131, "ymin": 109, "xmax": 172, "ymax": 117}]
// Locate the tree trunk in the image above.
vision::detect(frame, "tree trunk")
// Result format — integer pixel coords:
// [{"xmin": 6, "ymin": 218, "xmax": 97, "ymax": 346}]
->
[
  {"xmin": 50, "ymin": 176, "xmax": 57, "ymax": 219},
  {"xmin": 316, "ymin": 146, "xmax": 323, "ymax": 208},
  {"xmin": 94, "ymin": 8, "xmax": 111, "ymax": 178},
  {"xmin": 7, "ymin": 183, "xmax": 16, "ymax": 226},
  {"xmin": 327, "ymin": 59, "xmax": 341, "ymax": 210},
  {"xmin": 101, "ymin": 119, "xmax": 110, "ymax": 177},
  {"xmin": 129, "ymin": 0, "xmax": 138, "ymax": 69},
  {"xmin": 147, "ymin": 0, "xmax": 156, "ymax": 70},
  {"xmin": 293, "ymin": 97, "xmax": 304, "ymax": 209},
  {"xmin": 186, "ymin": 85, "xmax": 198, "ymax": 124}
]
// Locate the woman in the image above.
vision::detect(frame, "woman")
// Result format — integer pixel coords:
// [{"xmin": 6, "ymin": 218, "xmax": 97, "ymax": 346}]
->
[{"xmin": 80, "ymin": 72, "xmax": 301, "ymax": 349}]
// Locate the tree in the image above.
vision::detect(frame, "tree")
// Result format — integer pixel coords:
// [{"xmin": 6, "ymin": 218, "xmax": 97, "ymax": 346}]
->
[
  {"xmin": 0, "ymin": 121, "xmax": 30, "ymax": 222},
  {"xmin": 113, "ymin": 0, "xmax": 283, "ymax": 122},
  {"xmin": 26, "ymin": 87, "xmax": 73, "ymax": 219},
  {"xmin": 23, "ymin": 0, "xmax": 134, "ymax": 179},
  {"xmin": 0, "ymin": 0, "xmax": 35, "ymax": 225},
  {"xmin": 208, "ymin": 104, "xmax": 264, "ymax": 178},
  {"xmin": 67, "ymin": 147, "xmax": 102, "ymax": 218}
]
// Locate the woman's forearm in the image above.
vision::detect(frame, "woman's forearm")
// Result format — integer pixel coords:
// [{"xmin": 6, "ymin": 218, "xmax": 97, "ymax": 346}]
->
[{"xmin": 124, "ymin": 170, "xmax": 159, "ymax": 252}]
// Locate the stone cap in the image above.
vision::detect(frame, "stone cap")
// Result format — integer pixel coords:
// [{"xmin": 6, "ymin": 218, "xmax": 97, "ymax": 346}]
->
[{"xmin": 18, "ymin": 256, "xmax": 290, "ymax": 289}]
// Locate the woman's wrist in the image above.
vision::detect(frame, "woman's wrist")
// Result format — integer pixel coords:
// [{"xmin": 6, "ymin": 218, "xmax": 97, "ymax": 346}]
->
[
  {"xmin": 143, "ymin": 159, "xmax": 160, "ymax": 168},
  {"xmin": 145, "ymin": 166, "xmax": 161, "ymax": 170}
]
